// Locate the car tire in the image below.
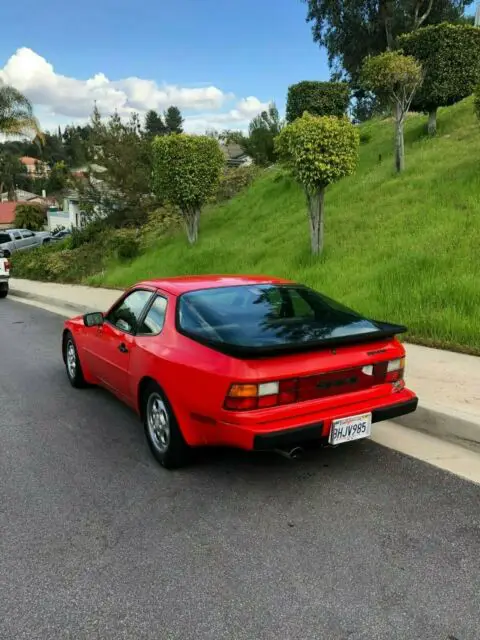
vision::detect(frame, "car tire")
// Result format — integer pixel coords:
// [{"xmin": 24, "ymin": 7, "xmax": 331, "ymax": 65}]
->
[
  {"xmin": 0, "ymin": 284, "xmax": 8, "ymax": 299},
  {"xmin": 63, "ymin": 332, "xmax": 87, "ymax": 388},
  {"xmin": 142, "ymin": 382, "xmax": 191, "ymax": 469}
]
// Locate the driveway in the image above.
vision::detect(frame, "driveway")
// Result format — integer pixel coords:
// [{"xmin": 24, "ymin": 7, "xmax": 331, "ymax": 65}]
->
[{"xmin": 1, "ymin": 299, "xmax": 479, "ymax": 640}]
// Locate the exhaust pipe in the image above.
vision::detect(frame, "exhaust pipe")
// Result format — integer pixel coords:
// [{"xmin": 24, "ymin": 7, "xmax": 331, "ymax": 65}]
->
[{"xmin": 274, "ymin": 446, "xmax": 304, "ymax": 460}]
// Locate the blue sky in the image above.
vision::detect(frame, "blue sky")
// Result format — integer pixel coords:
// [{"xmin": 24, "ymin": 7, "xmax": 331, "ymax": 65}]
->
[{"xmin": 0, "ymin": 0, "xmax": 330, "ymax": 132}]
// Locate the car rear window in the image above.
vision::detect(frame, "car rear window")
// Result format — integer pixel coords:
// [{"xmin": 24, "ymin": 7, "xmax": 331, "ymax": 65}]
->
[
  {"xmin": 177, "ymin": 285, "xmax": 386, "ymax": 353},
  {"xmin": 0, "ymin": 234, "xmax": 11, "ymax": 243}
]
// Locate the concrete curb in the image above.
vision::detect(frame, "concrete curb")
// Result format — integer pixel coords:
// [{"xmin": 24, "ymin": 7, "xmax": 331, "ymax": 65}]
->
[
  {"xmin": 9, "ymin": 287, "xmax": 91, "ymax": 316},
  {"xmin": 8, "ymin": 284, "xmax": 480, "ymax": 453},
  {"xmin": 395, "ymin": 403, "xmax": 480, "ymax": 452}
]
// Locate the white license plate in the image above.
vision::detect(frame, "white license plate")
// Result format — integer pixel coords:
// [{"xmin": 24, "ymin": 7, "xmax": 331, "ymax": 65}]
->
[{"xmin": 328, "ymin": 413, "xmax": 372, "ymax": 445}]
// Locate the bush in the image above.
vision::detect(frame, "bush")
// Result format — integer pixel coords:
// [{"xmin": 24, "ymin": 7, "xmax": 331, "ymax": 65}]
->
[
  {"xmin": 399, "ymin": 23, "xmax": 480, "ymax": 135},
  {"xmin": 276, "ymin": 113, "xmax": 359, "ymax": 255},
  {"xmin": 112, "ymin": 228, "xmax": 141, "ymax": 261},
  {"xmin": 215, "ymin": 166, "xmax": 260, "ymax": 202},
  {"xmin": 69, "ymin": 219, "xmax": 108, "ymax": 249},
  {"xmin": 14, "ymin": 203, "xmax": 46, "ymax": 231},
  {"xmin": 152, "ymin": 134, "xmax": 225, "ymax": 244},
  {"xmin": 140, "ymin": 206, "xmax": 182, "ymax": 245},
  {"xmin": 286, "ymin": 81, "xmax": 350, "ymax": 123}
]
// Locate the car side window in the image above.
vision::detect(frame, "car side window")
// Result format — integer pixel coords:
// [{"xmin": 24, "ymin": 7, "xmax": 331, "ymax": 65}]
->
[
  {"xmin": 21, "ymin": 230, "xmax": 34, "ymax": 238},
  {"xmin": 13, "ymin": 232, "xmax": 22, "ymax": 240},
  {"xmin": 138, "ymin": 296, "xmax": 168, "ymax": 335},
  {"xmin": 106, "ymin": 290, "xmax": 153, "ymax": 334}
]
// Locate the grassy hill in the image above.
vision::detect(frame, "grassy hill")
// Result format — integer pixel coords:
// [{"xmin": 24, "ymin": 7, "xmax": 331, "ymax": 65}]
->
[
  {"xmin": 9, "ymin": 98, "xmax": 476, "ymax": 353},
  {"xmin": 87, "ymin": 98, "xmax": 480, "ymax": 354}
]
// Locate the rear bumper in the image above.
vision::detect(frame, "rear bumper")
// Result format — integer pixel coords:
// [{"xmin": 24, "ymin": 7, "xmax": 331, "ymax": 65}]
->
[{"xmin": 213, "ymin": 389, "xmax": 418, "ymax": 451}]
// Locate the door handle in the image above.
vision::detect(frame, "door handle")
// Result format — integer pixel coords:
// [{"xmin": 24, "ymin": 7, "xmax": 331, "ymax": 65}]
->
[{"xmin": 118, "ymin": 343, "xmax": 128, "ymax": 353}]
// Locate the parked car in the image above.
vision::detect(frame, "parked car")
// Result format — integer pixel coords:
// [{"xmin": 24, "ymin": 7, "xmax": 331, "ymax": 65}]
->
[
  {"xmin": 49, "ymin": 229, "xmax": 71, "ymax": 242},
  {"xmin": 0, "ymin": 249, "xmax": 10, "ymax": 298},
  {"xmin": 0, "ymin": 228, "xmax": 51, "ymax": 257},
  {"xmin": 62, "ymin": 275, "xmax": 418, "ymax": 469}
]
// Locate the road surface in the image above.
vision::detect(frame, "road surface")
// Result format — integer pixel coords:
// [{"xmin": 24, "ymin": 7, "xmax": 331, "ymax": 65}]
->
[{"xmin": 1, "ymin": 298, "xmax": 479, "ymax": 640}]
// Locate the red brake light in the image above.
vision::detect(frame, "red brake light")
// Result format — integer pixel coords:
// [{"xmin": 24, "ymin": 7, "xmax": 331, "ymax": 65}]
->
[{"xmin": 224, "ymin": 358, "xmax": 406, "ymax": 411}]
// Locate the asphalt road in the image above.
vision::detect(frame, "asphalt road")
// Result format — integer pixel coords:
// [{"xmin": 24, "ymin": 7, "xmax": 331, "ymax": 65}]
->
[{"xmin": 1, "ymin": 298, "xmax": 479, "ymax": 640}]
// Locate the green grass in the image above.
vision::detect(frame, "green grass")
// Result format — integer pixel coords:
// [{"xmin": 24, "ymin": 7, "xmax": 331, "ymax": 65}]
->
[{"xmin": 89, "ymin": 98, "xmax": 480, "ymax": 354}]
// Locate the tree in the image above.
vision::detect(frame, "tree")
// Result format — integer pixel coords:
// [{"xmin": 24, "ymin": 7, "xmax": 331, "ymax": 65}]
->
[
  {"xmin": 79, "ymin": 106, "xmax": 155, "ymax": 227},
  {"xmin": 286, "ymin": 81, "xmax": 350, "ymax": 122},
  {"xmin": 275, "ymin": 113, "xmax": 359, "ymax": 256},
  {"xmin": 0, "ymin": 153, "xmax": 29, "ymax": 196},
  {"xmin": 474, "ymin": 84, "xmax": 480, "ymax": 120},
  {"xmin": 152, "ymin": 134, "xmax": 224, "ymax": 244},
  {"xmin": 362, "ymin": 51, "xmax": 422, "ymax": 172},
  {"xmin": 399, "ymin": 23, "xmax": 480, "ymax": 136},
  {"xmin": 0, "ymin": 84, "xmax": 43, "ymax": 140},
  {"xmin": 145, "ymin": 110, "xmax": 167, "ymax": 138},
  {"xmin": 14, "ymin": 203, "xmax": 45, "ymax": 231},
  {"xmin": 164, "ymin": 106, "xmax": 184, "ymax": 134},
  {"xmin": 47, "ymin": 161, "xmax": 70, "ymax": 193},
  {"xmin": 242, "ymin": 103, "xmax": 284, "ymax": 165},
  {"xmin": 303, "ymin": 0, "xmax": 473, "ymax": 84}
]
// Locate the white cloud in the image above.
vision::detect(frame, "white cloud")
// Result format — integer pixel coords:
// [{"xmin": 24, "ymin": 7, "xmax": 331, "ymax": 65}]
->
[{"xmin": 0, "ymin": 47, "xmax": 269, "ymax": 133}]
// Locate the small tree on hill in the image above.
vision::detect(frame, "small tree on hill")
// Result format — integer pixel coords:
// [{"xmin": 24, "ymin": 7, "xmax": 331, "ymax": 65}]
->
[
  {"xmin": 399, "ymin": 23, "xmax": 480, "ymax": 136},
  {"xmin": 286, "ymin": 81, "xmax": 350, "ymax": 123},
  {"xmin": 275, "ymin": 113, "xmax": 359, "ymax": 256},
  {"xmin": 14, "ymin": 203, "xmax": 45, "ymax": 231},
  {"xmin": 152, "ymin": 134, "xmax": 224, "ymax": 244},
  {"xmin": 164, "ymin": 106, "xmax": 184, "ymax": 134},
  {"xmin": 361, "ymin": 51, "xmax": 423, "ymax": 173}
]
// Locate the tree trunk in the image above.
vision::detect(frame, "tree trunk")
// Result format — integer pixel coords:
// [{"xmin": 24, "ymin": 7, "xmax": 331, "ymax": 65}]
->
[
  {"xmin": 427, "ymin": 108, "xmax": 437, "ymax": 136},
  {"xmin": 306, "ymin": 189, "xmax": 325, "ymax": 256},
  {"xmin": 394, "ymin": 102, "xmax": 405, "ymax": 173},
  {"xmin": 183, "ymin": 208, "xmax": 200, "ymax": 244}
]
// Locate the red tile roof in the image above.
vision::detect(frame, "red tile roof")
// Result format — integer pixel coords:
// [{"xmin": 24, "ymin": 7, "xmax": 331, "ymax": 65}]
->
[
  {"xmin": 0, "ymin": 201, "xmax": 28, "ymax": 225},
  {"xmin": 20, "ymin": 156, "xmax": 42, "ymax": 166}
]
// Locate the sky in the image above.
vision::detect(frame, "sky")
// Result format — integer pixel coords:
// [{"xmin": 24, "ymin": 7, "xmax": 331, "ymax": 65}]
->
[{"xmin": 0, "ymin": 0, "xmax": 330, "ymax": 134}]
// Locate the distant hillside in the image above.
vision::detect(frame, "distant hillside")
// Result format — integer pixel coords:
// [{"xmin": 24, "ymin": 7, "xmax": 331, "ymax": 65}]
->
[{"xmin": 90, "ymin": 97, "xmax": 480, "ymax": 354}]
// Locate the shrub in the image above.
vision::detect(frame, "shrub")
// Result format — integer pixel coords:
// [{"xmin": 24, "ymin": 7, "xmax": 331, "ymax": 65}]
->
[
  {"xmin": 152, "ymin": 134, "xmax": 225, "ymax": 244},
  {"xmin": 475, "ymin": 85, "xmax": 480, "ymax": 121},
  {"xmin": 215, "ymin": 166, "xmax": 260, "ymax": 202},
  {"xmin": 112, "ymin": 228, "xmax": 141, "ymax": 261},
  {"xmin": 14, "ymin": 203, "xmax": 46, "ymax": 231},
  {"xmin": 69, "ymin": 219, "xmax": 108, "ymax": 249},
  {"xmin": 276, "ymin": 113, "xmax": 359, "ymax": 256},
  {"xmin": 399, "ymin": 23, "xmax": 480, "ymax": 136},
  {"xmin": 286, "ymin": 81, "xmax": 350, "ymax": 123}
]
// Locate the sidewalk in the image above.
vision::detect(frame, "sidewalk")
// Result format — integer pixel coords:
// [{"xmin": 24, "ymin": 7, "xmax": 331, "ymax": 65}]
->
[{"xmin": 8, "ymin": 278, "xmax": 480, "ymax": 451}]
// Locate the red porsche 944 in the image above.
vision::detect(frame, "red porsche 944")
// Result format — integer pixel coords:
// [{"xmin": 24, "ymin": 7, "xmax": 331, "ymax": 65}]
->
[{"xmin": 62, "ymin": 275, "xmax": 418, "ymax": 468}]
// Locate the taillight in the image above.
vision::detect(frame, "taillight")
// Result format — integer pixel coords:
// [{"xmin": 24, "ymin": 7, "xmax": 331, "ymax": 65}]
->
[
  {"xmin": 224, "ymin": 357, "xmax": 406, "ymax": 411},
  {"xmin": 385, "ymin": 357, "xmax": 405, "ymax": 382},
  {"xmin": 5, "ymin": 260, "xmax": 11, "ymax": 272}
]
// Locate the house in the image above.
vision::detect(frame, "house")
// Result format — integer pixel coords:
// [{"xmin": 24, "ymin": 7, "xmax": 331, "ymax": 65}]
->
[
  {"xmin": 220, "ymin": 143, "xmax": 253, "ymax": 168},
  {"xmin": 0, "ymin": 202, "xmax": 21, "ymax": 229},
  {"xmin": 47, "ymin": 191, "xmax": 86, "ymax": 231},
  {"xmin": 19, "ymin": 156, "xmax": 50, "ymax": 177}
]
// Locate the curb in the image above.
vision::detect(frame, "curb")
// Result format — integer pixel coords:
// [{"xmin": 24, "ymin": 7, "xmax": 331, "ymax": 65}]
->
[
  {"xmin": 9, "ymin": 287, "xmax": 91, "ymax": 316},
  {"xmin": 394, "ymin": 402, "xmax": 480, "ymax": 452},
  {"xmin": 8, "ymin": 285, "xmax": 480, "ymax": 453}
]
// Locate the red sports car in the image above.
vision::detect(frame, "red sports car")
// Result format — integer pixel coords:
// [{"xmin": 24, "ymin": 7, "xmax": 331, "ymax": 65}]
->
[{"xmin": 62, "ymin": 275, "xmax": 418, "ymax": 468}]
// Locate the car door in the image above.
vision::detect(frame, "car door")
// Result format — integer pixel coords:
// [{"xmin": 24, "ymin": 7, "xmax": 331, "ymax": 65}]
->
[
  {"xmin": 87, "ymin": 289, "xmax": 155, "ymax": 401},
  {"xmin": 11, "ymin": 231, "xmax": 23, "ymax": 251},
  {"xmin": 20, "ymin": 230, "xmax": 37, "ymax": 249}
]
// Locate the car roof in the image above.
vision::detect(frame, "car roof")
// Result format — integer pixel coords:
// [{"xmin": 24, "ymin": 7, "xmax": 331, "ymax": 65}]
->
[{"xmin": 135, "ymin": 274, "xmax": 294, "ymax": 295}]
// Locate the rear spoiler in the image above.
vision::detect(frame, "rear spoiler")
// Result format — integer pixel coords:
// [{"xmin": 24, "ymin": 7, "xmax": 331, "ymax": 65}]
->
[{"xmin": 181, "ymin": 321, "xmax": 408, "ymax": 360}]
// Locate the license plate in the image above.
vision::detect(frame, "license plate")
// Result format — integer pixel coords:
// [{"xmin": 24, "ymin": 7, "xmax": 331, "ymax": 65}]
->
[{"xmin": 328, "ymin": 413, "xmax": 372, "ymax": 445}]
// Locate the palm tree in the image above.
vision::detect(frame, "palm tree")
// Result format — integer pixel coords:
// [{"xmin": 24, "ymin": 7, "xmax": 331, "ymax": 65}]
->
[{"xmin": 0, "ymin": 84, "xmax": 43, "ymax": 140}]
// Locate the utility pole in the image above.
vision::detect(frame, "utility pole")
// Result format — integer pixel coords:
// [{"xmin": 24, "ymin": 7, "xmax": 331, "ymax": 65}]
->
[{"xmin": 475, "ymin": 2, "xmax": 480, "ymax": 27}]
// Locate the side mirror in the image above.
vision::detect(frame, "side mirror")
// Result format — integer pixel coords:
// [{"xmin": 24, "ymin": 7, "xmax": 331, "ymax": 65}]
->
[{"xmin": 83, "ymin": 311, "xmax": 104, "ymax": 327}]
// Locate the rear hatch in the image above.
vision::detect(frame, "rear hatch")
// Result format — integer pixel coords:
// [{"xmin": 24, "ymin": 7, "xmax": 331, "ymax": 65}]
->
[{"xmin": 177, "ymin": 282, "xmax": 406, "ymax": 412}]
